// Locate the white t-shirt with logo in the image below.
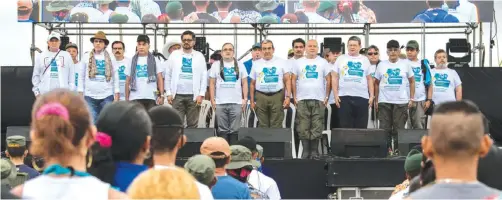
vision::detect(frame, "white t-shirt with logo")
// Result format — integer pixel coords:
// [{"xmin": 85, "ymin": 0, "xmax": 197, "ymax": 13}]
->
[
  {"xmin": 369, "ymin": 64, "xmax": 377, "ymax": 78},
  {"xmin": 80, "ymin": 52, "xmax": 118, "ymax": 99},
  {"xmin": 250, "ymin": 56, "xmax": 290, "ymax": 93},
  {"xmin": 374, "ymin": 59, "xmax": 414, "ymax": 104},
  {"xmin": 292, "ymin": 56, "xmax": 330, "ymax": 101},
  {"xmin": 209, "ymin": 60, "xmax": 248, "ymax": 104},
  {"xmin": 431, "ymin": 68, "xmax": 462, "ymax": 105},
  {"xmin": 177, "ymin": 53, "xmax": 195, "ymax": 94},
  {"xmin": 333, "ymin": 54, "xmax": 372, "ymax": 99},
  {"xmin": 73, "ymin": 62, "xmax": 81, "ymax": 92},
  {"xmin": 124, "ymin": 56, "xmax": 162, "ymax": 100},
  {"xmin": 407, "ymin": 60, "xmax": 426, "ymax": 101},
  {"xmin": 114, "ymin": 57, "xmax": 131, "ymax": 100}
]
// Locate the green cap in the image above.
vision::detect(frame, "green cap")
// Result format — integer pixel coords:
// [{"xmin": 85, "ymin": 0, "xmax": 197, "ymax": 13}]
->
[
  {"xmin": 406, "ymin": 40, "xmax": 420, "ymax": 50},
  {"xmin": 258, "ymin": 16, "xmax": 278, "ymax": 24},
  {"xmin": 226, "ymin": 145, "xmax": 254, "ymax": 170},
  {"xmin": 7, "ymin": 136, "xmax": 26, "ymax": 148},
  {"xmin": 404, "ymin": 149, "xmax": 423, "ymax": 173},
  {"xmin": 184, "ymin": 154, "xmax": 216, "ymax": 187},
  {"xmin": 317, "ymin": 0, "xmax": 336, "ymax": 13},
  {"xmin": 1, "ymin": 159, "xmax": 17, "ymax": 186},
  {"xmin": 109, "ymin": 13, "xmax": 129, "ymax": 23},
  {"xmin": 165, "ymin": 1, "xmax": 183, "ymax": 14},
  {"xmin": 256, "ymin": 144, "xmax": 263, "ymax": 158}
]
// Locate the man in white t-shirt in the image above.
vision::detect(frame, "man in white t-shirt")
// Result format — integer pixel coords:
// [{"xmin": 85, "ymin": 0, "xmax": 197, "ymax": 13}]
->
[
  {"xmin": 209, "ymin": 43, "xmax": 248, "ymax": 142},
  {"xmin": 111, "ymin": 41, "xmax": 130, "ymax": 100},
  {"xmin": 148, "ymin": 106, "xmax": 215, "ymax": 200},
  {"xmin": 78, "ymin": 31, "xmax": 120, "ymax": 122},
  {"xmin": 250, "ymin": 39, "xmax": 292, "ymax": 128},
  {"xmin": 431, "ymin": 49, "xmax": 462, "ymax": 105},
  {"xmin": 65, "ymin": 43, "xmax": 80, "ymax": 92},
  {"xmin": 332, "ymin": 36, "xmax": 374, "ymax": 129},
  {"xmin": 302, "ymin": 0, "xmax": 331, "ymax": 23},
  {"xmin": 32, "ymin": 32, "xmax": 74, "ymax": 98},
  {"xmin": 292, "ymin": 39, "xmax": 330, "ymax": 158},
  {"xmin": 445, "ymin": 0, "xmax": 479, "ymax": 23},
  {"xmin": 374, "ymin": 40, "xmax": 415, "ymax": 153},
  {"xmin": 125, "ymin": 34, "xmax": 164, "ymax": 110},
  {"xmin": 165, "ymin": 31, "xmax": 207, "ymax": 128},
  {"xmin": 366, "ymin": 45, "xmax": 380, "ymax": 129},
  {"xmin": 405, "ymin": 40, "xmax": 433, "ymax": 129}
]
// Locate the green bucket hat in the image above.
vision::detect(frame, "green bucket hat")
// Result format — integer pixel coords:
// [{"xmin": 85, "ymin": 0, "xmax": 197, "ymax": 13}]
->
[
  {"xmin": 227, "ymin": 145, "xmax": 254, "ymax": 170},
  {"xmin": 258, "ymin": 16, "xmax": 278, "ymax": 24},
  {"xmin": 165, "ymin": 1, "xmax": 183, "ymax": 14},
  {"xmin": 46, "ymin": 0, "xmax": 73, "ymax": 12},
  {"xmin": 404, "ymin": 149, "xmax": 423, "ymax": 173},
  {"xmin": 184, "ymin": 154, "xmax": 216, "ymax": 187},
  {"xmin": 317, "ymin": 0, "xmax": 336, "ymax": 13}
]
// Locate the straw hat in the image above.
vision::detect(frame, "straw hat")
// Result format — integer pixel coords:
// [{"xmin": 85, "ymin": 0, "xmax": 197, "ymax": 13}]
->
[{"xmin": 90, "ymin": 31, "xmax": 110, "ymax": 46}]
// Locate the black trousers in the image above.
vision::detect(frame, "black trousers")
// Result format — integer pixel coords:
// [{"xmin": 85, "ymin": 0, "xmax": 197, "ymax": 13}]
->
[
  {"xmin": 133, "ymin": 99, "xmax": 157, "ymax": 111},
  {"xmin": 339, "ymin": 96, "xmax": 369, "ymax": 128}
]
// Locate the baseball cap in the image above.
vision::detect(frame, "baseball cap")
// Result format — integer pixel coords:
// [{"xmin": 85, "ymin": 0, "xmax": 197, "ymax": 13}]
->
[
  {"xmin": 404, "ymin": 149, "xmax": 423, "ymax": 173},
  {"xmin": 387, "ymin": 40, "xmax": 400, "ymax": 49},
  {"xmin": 65, "ymin": 43, "xmax": 78, "ymax": 50},
  {"xmin": 47, "ymin": 32, "xmax": 60, "ymax": 42},
  {"xmin": 137, "ymin": 34, "xmax": 150, "ymax": 44},
  {"xmin": 252, "ymin": 43, "xmax": 261, "ymax": 50},
  {"xmin": 226, "ymin": 145, "xmax": 254, "ymax": 170},
  {"xmin": 1, "ymin": 159, "xmax": 17, "ymax": 186},
  {"xmin": 406, "ymin": 40, "xmax": 420, "ymax": 50},
  {"xmin": 184, "ymin": 154, "xmax": 216, "ymax": 186},
  {"xmin": 200, "ymin": 137, "xmax": 230, "ymax": 159},
  {"xmin": 6, "ymin": 136, "xmax": 26, "ymax": 147},
  {"xmin": 165, "ymin": 1, "xmax": 182, "ymax": 14},
  {"xmin": 238, "ymin": 136, "xmax": 257, "ymax": 152}
]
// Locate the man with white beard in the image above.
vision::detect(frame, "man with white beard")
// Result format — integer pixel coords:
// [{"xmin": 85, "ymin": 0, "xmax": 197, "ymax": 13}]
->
[{"xmin": 430, "ymin": 49, "xmax": 462, "ymax": 105}]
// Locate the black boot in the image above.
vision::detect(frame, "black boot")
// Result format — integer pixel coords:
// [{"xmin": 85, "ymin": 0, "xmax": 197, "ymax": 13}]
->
[
  {"xmin": 310, "ymin": 139, "xmax": 320, "ymax": 158},
  {"xmin": 301, "ymin": 140, "xmax": 310, "ymax": 159}
]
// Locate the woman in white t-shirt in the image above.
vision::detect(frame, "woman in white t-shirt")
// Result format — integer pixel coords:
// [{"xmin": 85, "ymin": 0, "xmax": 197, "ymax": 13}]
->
[
  {"xmin": 430, "ymin": 49, "xmax": 462, "ymax": 105},
  {"xmin": 209, "ymin": 43, "xmax": 248, "ymax": 142},
  {"xmin": 11, "ymin": 89, "xmax": 126, "ymax": 200}
]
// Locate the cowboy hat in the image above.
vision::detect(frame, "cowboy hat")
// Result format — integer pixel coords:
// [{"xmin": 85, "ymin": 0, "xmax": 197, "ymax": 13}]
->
[
  {"xmin": 162, "ymin": 39, "xmax": 182, "ymax": 59},
  {"xmin": 90, "ymin": 31, "xmax": 110, "ymax": 46},
  {"xmin": 46, "ymin": 0, "xmax": 73, "ymax": 12}
]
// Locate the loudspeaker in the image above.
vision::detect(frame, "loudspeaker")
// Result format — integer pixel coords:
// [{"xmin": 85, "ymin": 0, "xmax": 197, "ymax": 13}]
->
[
  {"xmin": 60, "ymin": 36, "xmax": 70, "ymax": 51},
  {"xmin": 194, "ymin": 37, "xmax": 206, "ymax": 54},
  {"xmin": 177, "ymin": 128, "xmax": 215, "ymax": 159},
  {"xmin": 330, "ymin": 129, "xmax": 388, "ymax": 158},
  {"xmin": 397, "ymin": 129, "xmax": 427, "ymax": 156},
  {"xmin": 238, "ymin": 128, "xmax": 292, "ymax": 159}
]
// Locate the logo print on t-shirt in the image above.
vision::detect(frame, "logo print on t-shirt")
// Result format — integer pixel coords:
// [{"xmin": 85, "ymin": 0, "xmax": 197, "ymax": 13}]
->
[
  {"xmin": 223, "ymin": 67, "xmax": 237, "ymax": 82},
  {"xmin": 181, "ymin": 57, "xmax": 193, "ymax": 73},
  {"xmin": 50, "ymin": 59, "xmax": 58, "ymax": 78},
  {"xmin": 136, "ymin": 64, "xmax": 148, "ymax": 78},
  {"xmin": 385, "ymin": 68, "xmax": 403, "ymax": 85},
  {"xmin": 261, "ymin": 67, "xmax": 279, "ymax": 83},
  {"xmin": 412, "ymin": 67, "xmax": 422, "ymax": 82},
  {"xmin": 118, "ymin": 65, "xmax": 126, "ymax": 80},
  {"xmin": 304, "ymin": 65, "xmax": 318, "ymax": 79},
  {"xmin": 434, "ymin": 73, "xmax": 450, "ymax": 88},
  {"xmin": 346, "ymin": 61, "xmax": 364, "ymax": 77},
  {"xmin": 94, "ymin": 60, "xmax": 106, "ymax": 81}
]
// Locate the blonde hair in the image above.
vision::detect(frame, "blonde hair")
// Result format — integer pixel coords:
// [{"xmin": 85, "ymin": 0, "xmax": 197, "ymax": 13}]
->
[{"xmin": 127, "ymin": 167, "xmax": 200, "ymax": 199}]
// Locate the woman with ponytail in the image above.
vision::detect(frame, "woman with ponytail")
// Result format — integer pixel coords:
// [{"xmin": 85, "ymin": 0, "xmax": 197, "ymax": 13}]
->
[
  {"xmin": 10, "ymin": 89, "xmax": 126, "ymax": 199},
  {"xmin": 209, "ymin": 43, "xmax": 248, "ymax": 143},
  {"xmin": 87, "ymin": 101, "xmax": 152, "ymax": 192}
]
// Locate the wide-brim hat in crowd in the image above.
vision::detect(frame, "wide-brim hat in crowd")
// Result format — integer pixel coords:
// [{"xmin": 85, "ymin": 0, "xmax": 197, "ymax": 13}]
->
[
  {"xmin": 90, "ymin": 31, "xmax": 110, "ymax": 46},
  {"xmin": 255, "ymin": 0, "xmax": 279, "ymax": 12},
  {"xmin": 46, "ymin": 0, "xmax": 73, "ymax": 12},
  {"xmin": 226, "ymin": 145, "xmax": 254, "ymax": 170},
  {"xmin": 163, "ymin": 39, "xmax": 182, "ymax": 58},
  {"xmin": 1, "ymin": 159, "xmax": 17, "ymax": 186}
]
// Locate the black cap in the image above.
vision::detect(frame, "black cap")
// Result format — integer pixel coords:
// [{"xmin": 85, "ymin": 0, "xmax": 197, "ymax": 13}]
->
[
  {"xmin": 238, "ymin": 136, "xmax": 257, "ymax": 152},
  {"xmin": 137, "ymin": 34, "xmax": 150, "ymax": 44},
  {"xmin": 387, "ymin": 40, "xmax": 400, "ymax": 49},
  {"xmin": 148, "ymin": 106, "xmax": 183, "ymax": 128}
]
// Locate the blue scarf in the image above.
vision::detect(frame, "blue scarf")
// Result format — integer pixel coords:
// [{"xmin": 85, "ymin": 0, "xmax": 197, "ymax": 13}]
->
[
  {"xmin": 422, "ymin": 59, "xmax": 432, "ymax": 87},
  {"xmin": 43, "ymin": 164, "xmax": 91, "ymax": 177}
]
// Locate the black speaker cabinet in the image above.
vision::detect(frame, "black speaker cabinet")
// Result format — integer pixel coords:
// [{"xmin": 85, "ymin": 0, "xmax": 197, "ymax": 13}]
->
[
  {"xmin": 238, "ymin": 128, "xmax": 292, "ymax": 159},
  {"xmin": 397, "ymin": 129, "xmax": 427, "ymax": 156},
  {"xmin": 177, "ymin": 128, "xmax": 215, "ymax": 159},
  {"xmin": 331, "ymin": 128, "xmax": 388, "ymax": 158}
]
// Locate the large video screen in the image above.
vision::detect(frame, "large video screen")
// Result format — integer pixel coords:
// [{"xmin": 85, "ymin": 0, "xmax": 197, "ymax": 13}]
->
[{"xmin": 18, "ymin": 0, "xmax": 494, "ymax": 24}]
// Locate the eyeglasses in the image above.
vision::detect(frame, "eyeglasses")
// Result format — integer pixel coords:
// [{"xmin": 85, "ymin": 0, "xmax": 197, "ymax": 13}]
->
[
  {"xmin": 367, "ymin": 52, "xmax": 379, "ymax": 56},
  {"xmin": 182, "ymin": 39, "xmax": 193, "ymax": 43}
]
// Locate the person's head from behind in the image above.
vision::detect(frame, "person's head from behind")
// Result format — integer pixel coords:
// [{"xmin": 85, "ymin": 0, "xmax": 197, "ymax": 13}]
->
[
  {"xmin": 200, "ymin": 137, "xmax": 231, "ymax": 170},
  {"xmin": 226, "ymin": 145, "xmax": 254, "ymax": 183},
  {"xmin": 127, "ymin": 167, "xmax": 200, "ymax": 199},
  {"xmin": 148, "ymin": 106, "xmax": 185, "ymax": 156},
  {"xmin": 404, "ymin": 149, "xmax": 423, "ymax": 180},
  {"xmin": 237, "ymin": 136, "xmax": 260, "ymax": 164},
  {"xmin": 193, "ymin": 0, "xmax": 209, "ymax": 10},
  {"xmin": 184, "ymin": 154, "xmax": 217, "ymax": 188},
  {"xmin": 215, "ymin": 1, "xmax": 232, "ymax": 10},
  {"xmin": 427, "ymin": 0, "xmax": 444, "ymax": 8},
  {"xmin": 422, "ymin": 100, "xmax": 492, "ymax": 168},
  {"xmin": 89, "ymin": 101, "xmax": 151, "ymax": 184},
  {"xmin": 166, "ymin": 1, "xmax": 184, "ymax": 20},
  {"xmin": 6, "ymin": 136, "xmax": 28, "ymax": 162},
  {"xmin": 30, "ymin": 89, "xmax": 95, "ymax": 168}
]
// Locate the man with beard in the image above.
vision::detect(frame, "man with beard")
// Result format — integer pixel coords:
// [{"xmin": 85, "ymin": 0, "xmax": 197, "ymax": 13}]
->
[
  {"xmin": 112, "ymin": 41, "xmax": 130, "ymax": 100},
  {"xmin": 17, "ymin": 0, "xmax": 34, "ymax": 22},
  {"xmin": 65, "ymin": 43, "xmax": 80, "ymax": 92},
  {"xmin": 430, "ymin": 49, "xmax": 462, "ymax": 105},
  {"xmin": 165, "ymin": 31, "xmax": 207, "ymax": 128},
  {"xmin": 292, "ymin": 40, "xmax": 330, "ymax": 158}
]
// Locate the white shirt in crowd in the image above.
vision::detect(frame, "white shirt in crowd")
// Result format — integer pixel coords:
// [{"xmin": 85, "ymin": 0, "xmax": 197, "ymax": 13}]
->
[
  {"xmin": 113, "ymin": 7, "xmax": 141, "ymax": 23},
  {"xmin": 99, "ymin": 9, "xmax": 114, "ymax": 22},
  {"xmin": 447, "ymin": 0, "xmax": 478, "ymax": 22},
  {"xmin": 209, "ymin": 60, "xmax": 248, "ymax": 104},
  {"xmin": 70, "ymin": 7, "xmax": 103, "ymax": 22},
  {"xmin": 407, "ymin": 59, "xmax": 426, "ymax": 101},
  {"xmin": 250, "ymin": 56, "xmax": 290, "ymax": 93},
  {"xmin": 114, "ymin": 57, "xmax": 131, "ymax": 100},
  {"xmin": 154, "ymin": 165, "xmax": 215, "ymax": 200},
  {"xmin": 248, "ymin": 170, "xmax": 281, "ymax": 200},
  {"xmin": 78, "ymin": 51, "xmax": 120, "ymax": 99},
  {"xmin": 431, "ymin": 68, "xmax": 462, "ymax": 105},
  {"xmin": 32, "ymin": 50, "xmax": 74, "ymax": 96},
  {"xmin": 292, "ymin": 56, "xmax": 330, "ymax": 101},
  {"xmin": 374, "ymin": 59, "xmax": 414, "ymax": 104},
  {"xmin": 304, "ymin": 12, "xmax": 331, "ymax": 23},
  {"xmin": 165, "ymin": 49, "xmax": 208, "ymax": 100},
  {"xmin": 124, "ymin": 56, "xmax": 162, "ymax": 100},
  {"xmin": 326, "ymin": 63, "xmax": 335, "ymax": 104},
  {"xmin": 21, "ymin": 175, "xmax": 110, "ymax": 200},
  {"xmin": 369, "ymin": 64, "xmax": 377, "ymax": 78},
  {"xmin": 333, "ymin": 54, "xmax": 372, "ymax": 99}
]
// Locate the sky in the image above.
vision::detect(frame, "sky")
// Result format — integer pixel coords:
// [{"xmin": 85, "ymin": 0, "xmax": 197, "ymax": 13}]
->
[{"xmin": 0, "ymin": 0, "xmax": 501, "ymax": 67}]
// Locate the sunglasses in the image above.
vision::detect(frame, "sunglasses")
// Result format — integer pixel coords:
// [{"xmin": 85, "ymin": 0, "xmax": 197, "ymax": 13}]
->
[{"xmin": 367, "ymin": 52, "xmax": 379, "ymax": 56}]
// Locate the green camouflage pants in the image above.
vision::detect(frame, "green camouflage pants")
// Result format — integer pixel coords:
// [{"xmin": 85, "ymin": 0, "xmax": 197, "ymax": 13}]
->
[
  {"xmin": 296, "ymin": 100, "xmax": 325, "ymax": 140},
  {"xmin": 255, "ymin": 90, "xmax": 285, "ymax": 128},
  {"xmin": 173, "ymin": 94, "xmax": 200, "ymax": 128},
  {"xmin": 378, "ymin": 103, "xmax": 408, "ymax": 150}
]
